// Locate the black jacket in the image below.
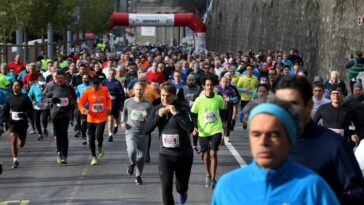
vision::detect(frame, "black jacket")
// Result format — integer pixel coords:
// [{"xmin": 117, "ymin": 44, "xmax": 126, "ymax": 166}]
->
[{"xmin": 144, "ymin": 100, "xmax": 194, "ymax": 156}]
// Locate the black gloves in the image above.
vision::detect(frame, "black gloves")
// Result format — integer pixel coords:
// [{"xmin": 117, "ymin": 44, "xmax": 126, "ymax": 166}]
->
[{"xmin": 52, "ymin": 97, "xmax": 61, "ymax": 104}]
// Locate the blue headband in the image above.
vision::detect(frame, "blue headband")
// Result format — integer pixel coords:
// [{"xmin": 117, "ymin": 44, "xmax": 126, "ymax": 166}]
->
[{"xmin": 247, "ymin": 103, "xmax": 297, "ymax": 144}]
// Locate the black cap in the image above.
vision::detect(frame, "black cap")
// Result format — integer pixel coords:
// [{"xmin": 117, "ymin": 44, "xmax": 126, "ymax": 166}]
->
[
  {"xmin": 330, "ymin": 84, "xmax": 343, "ymax": 93},
  {"xmin": 92, "ymin": 77, "xmax": 101, "ymax": 84}
]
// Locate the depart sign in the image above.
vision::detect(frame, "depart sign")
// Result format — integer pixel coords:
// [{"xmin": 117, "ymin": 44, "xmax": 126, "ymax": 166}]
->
[{"xmin": 129, "ymin": 14, "xmax": 174, "ymax": 26}]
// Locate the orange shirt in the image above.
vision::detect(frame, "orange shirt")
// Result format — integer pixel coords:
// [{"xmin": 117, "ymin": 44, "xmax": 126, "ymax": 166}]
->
[
  {"xmin": 78, "ymin": 86, "xmax": 112, "ymax": 123},
  {"xmin": 130, "ymin": 84, "xmax": 160, "ymax": 103}
]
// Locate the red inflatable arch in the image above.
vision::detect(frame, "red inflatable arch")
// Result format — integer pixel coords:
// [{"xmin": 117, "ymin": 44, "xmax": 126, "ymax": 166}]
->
[{"xmin": 109, "ymin": 12, "xmax": 207, "ymax": 53}]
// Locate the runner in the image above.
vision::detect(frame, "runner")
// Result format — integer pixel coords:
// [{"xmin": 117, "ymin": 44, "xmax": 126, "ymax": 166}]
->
[
  {"xmin": 236, "ymin": 64, "xmax": 259, "ymax": 110},
  {"xmin": 78, "ymin": 77, "xmax": 112, "ymax": 165},
  {"xmin": 275, "ymin": 76, "xmax": 364, "ymax": 204},
  {"xmin": 46, "ymin": 70, "xmax": 76, "ymax": 164},
  {"xmin": 215, "ymin": 76, "xmax": 239, "ymax": 143},
  {"xmin": 144, "ymin": 82, "xmax": 194, "ymax": 205},
  {"xmin": 313, "ymin": 84, "xmax": 360, "ymax": 142},
  {"xmin": 102, "ymin": 68, "xmax": 125, "ymax": 142},
  {"xmin": 121, "ymin": 82, "xmax": 152, "ymax": 185},
  {"xmin": 28, "ymin": 76, "xmax": 48, "ymax": 140},
  {"xmin": 182, "ymin": 74, "xmax": 201, "ymax": 154},
  {"xmin": 75, "ymin": 74, "xmax": 92, "ymax": 145},
  {"xmin": 191, "ymin": 75, "xmax": 225, "ymax": 189},
  {"xmin": 2, "ymin": 80, "xmax": 33, "ymax": 168}
]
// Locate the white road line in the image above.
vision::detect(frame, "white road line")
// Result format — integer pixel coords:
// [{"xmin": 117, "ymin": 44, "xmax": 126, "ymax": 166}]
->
[{"xmin": 225, "ymin": 140, "xmax": 247, "ymax": 167}]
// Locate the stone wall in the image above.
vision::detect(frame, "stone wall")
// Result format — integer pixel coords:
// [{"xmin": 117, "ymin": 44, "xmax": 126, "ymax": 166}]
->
[{"xmin": 206, "ymin": 0, "xmax": 364, "ymax": 80}]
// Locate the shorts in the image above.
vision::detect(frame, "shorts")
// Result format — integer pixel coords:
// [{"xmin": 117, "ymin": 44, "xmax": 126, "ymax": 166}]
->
[
  {"xmin": 199, "ymin": 133, "xmax": 222, "ymax": 153},
  {"xmin": 9, "ymin": 121, "xmax": 29, "ymax": 140},
  {"xmin": 111, "ymin": 104, "xmax": 121, "ymax": 119}
]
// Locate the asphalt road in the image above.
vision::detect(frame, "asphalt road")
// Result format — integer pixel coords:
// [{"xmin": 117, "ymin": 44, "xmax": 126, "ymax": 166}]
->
[{"xmin": 0, "ymin": 122, "xmax": 252, "ymax": 205}]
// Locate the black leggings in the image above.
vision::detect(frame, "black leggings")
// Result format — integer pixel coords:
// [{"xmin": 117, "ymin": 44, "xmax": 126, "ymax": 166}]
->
[
  {"xmin": 159, "ymin": 153, "xmax": 193, "ymax": 205},
  {"xmin": 88, "ymin": 122, "xmax": 106, "ymax": 157},
  {"xmin": 34, "ymin": 110, "xmax": 48, "ymax": 135},
  {"xmin": 53, "ymin": 117, "xmax": 70, "ymax": 158},
  {"xmin": 80, "ymin": 114, "xmax": 87, "ymax": 139}
]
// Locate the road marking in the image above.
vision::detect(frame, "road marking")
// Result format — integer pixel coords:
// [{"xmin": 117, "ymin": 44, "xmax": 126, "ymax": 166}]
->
[
  {"xmin": 65, "ymin": 166, "xmax": 89, "ymax": 204},
  {"xmin": 0, "ymin": 200, "xmax": 29, "ymax": 205},
  {"xmin": 225, "ymin": 140, "xmax": 247, "ymax": 167}
]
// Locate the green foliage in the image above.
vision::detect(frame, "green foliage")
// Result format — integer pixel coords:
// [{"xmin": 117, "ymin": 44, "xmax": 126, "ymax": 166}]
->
[{"xmin": 0, "ymin": 0, "xmax": 115, "ymax": 42}]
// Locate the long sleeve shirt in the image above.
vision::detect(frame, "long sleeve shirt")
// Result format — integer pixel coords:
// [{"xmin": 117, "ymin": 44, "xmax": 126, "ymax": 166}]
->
[
  {"xmin": 290, "ymin": 121, "xmax": 364, "ymax": 205},
  {"xmin": 212, "ymin": 160, "xmax": 339, "ymax": 205},
  {"xmin": 78, "ymin": 86, "xmax": 111, "ymax": 123},
  {"xmin": 144, "ymin": 101, "xmax": 194, "ymax": 157}
]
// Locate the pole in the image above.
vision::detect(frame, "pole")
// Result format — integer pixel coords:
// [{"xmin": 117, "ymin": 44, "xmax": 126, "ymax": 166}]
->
[{"xmin": 47, "ymin": 23, "xmax": 54, "ymax": 60}]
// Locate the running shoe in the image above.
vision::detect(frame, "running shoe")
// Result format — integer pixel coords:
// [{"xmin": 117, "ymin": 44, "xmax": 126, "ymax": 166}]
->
[
  {"xmin": 210, "ymin": 179, "xmax": 217, "ymax": 189},
  {"xmin": 12, "ymin": 160, "xmax": 19, "ymax": 169},
  {"xmin": 60, "ymin": 157, "xmax": 67, "ymax": 165},
  {"xmin": 178, "ymin": 192, "xmax": 188, "ymax": 204},
  {"xmin": 44, "ymin": 129, "xmax": 48, "ymax": 137},
  {"xmin": 145, "ymin": 153, "xmax": 150, "ymax": 163},
  {"xmin": 74, "ymin": 132, "xmax": 81, "ymax": 138},
  {"xmin": 108, "ymin": 135, "xmax": 113, "ymax": 142},
  {"xmin": 57, "ymin": 152, "xmax": 62, "ymax": 164},
  {"xmin": 37, "ymin": 135, "xmax": 43, "ymax": 141},
  {"xmin": 205, "ymin": 176, "xmax": 211, "ymax": 188},
  {"xmin": 193, "ymin": 146, "xmax": 200, "ymax": 155},
  {"xmin": 127, "ymin": 164, "xmax": 135, "ymax": 176},
  {"xmin": 91, "ymin": 157, "xmax": 98, "ymax": 166},
  {"xmin": 112, "ymin": 126, "xmax": 118, "ymax": 135},
  {"xmin": 98, "ymin": 146, "xmax": 104, "ymax": 157},
  {"xmin": 29, "ymin": 130, "xmax": 37, "ymax": 134},
  {"xmin": 135, "ymin": 176, "xmax": 143, "ymax": 185},
  {"xmin": 82, "ymin": 138, "xmax": 87, "ymax": 145}
]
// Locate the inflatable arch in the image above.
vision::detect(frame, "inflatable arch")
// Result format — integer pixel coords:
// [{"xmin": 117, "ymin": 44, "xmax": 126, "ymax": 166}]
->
[{"xmin": 109, "ymin": 12, "xmax": 207, "ymax": 53}]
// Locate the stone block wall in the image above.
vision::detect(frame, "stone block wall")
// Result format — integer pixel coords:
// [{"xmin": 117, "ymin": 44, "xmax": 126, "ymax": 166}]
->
[{"xmin": 206, "ymin": 0, "xmax": 364, "ymax": 80}]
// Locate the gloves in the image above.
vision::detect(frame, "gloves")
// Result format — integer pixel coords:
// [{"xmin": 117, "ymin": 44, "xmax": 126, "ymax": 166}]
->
[{"xmin": 52, "ymin": 97, "xmax": 61, "ymax": 104}]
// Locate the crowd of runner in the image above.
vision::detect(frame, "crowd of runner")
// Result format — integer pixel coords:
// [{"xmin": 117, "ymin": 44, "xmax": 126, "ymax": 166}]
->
[{"xmin": 0, "ymin": 44, "xmax": 364, "ymax": 205}]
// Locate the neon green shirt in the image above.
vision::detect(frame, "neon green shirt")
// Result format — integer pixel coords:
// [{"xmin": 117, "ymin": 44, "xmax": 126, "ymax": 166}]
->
[
  {"xmin": 236, "ymin": 75, "xmax": 258, "ymax": 101},
  {"xmin": 0, "ymin": 74, "xmax": 9, "ymax": 89},
  {"xmin": 191, "ymin": 94, "xmax": 224, "ymax": 137}
]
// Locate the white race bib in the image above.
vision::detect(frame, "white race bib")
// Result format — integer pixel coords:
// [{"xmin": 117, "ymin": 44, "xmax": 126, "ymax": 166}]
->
[
  {"xmin": 204, "ymin": 112, "xmax": 217, "ymax": 123},
  {"xmin": 151, "ymin": 82, "xmax": 159, "ymax": 88},
  {"xmin": 329, "ymin": 128, "xmax": 344, "ymax": 136},
  {"xmin": 11, "ymin": 111, "xmax": 24, "ymax": 121},
  {"xmin": 162, "ymin": 134, "xmax": 179, "ymax": 148},
  {"xmin": 92, "ymin": 103, "xmax": 104, "ymax": 113},
  {"xmin": 57, "ymin": 98, "xmax": 69, "ymax": 107},
  {"xmin": 36, "ymin": 103, "xmax": 45, "ymax": 110},
  {"xmin": 130, "ymin": 110, "xmax": 144, "ymax": 121},
  {"xmin": 110, "ymin": 94, "xmax": 116, "ymax": 100}
]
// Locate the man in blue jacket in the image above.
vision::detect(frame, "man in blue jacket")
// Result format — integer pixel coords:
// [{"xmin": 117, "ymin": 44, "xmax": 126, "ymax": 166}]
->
[
  {"xmin": 102, "ymin": 68, "xmax": 125, "ymax": 142},
  {"xmin": 275, "ymin": 76, "xmax": 364, "ymax": 205},
  {"xmin": 212, "ymin": 96, "xmax": 339, "ymax": 205}
]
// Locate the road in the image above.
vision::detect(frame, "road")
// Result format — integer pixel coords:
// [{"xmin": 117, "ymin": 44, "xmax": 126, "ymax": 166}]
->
[{"xmin": 0, "ymin": 122, "xmax": 252, "ymax": 205}]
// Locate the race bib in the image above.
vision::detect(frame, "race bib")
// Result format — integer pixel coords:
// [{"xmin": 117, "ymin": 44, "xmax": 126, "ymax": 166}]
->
[
  {"xmin": 329, "ymin": 128, "xmax": 344, "ymax": 136},
  {"xmin": 246, "ymin": 89, "xmax": 252, "ymax": 97},
  {"xmin": 131, "ymin": 110, "xmax": 144, "ymax": 121},
  {"xmin": 36, "ymin": 103, "xmax": 45, "ymax": 110},
  {"xmin": 11, "ymin": 111, "xmax": 24, "ymax": 121},
  {"xmin": 92, "ymin": 103, "xmax": 104, "ymax": 113},
  {"xmin": 110, "ymin": 94, "xmax": 116, "ymax": 100},
  {"xmin": 57, "ymin": 98, "xmax": 69, "ymax": 107},
  {"xmin": 162, "ymin": 134, "xmax": 179, "ymax": 148},
  {"xmin": 151, "ymin": 82, "xmax": 159, "ymax": 88},
  {"xmin": 189, "ymin": 101, "xmax": 194, "ymax": 107},
  {"xmin": 204, "ymin": 112, "xmax": 217, "ymax": 123}
]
